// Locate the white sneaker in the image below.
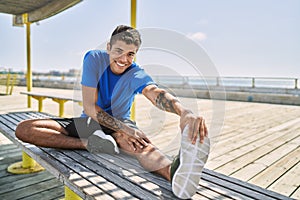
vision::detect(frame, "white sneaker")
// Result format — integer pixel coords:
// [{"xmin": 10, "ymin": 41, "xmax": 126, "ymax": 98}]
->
[
  {"xmin": 171, "ymin": 125, "xmax": 210, "ymax": 199},
  {"xmin": 87, "ymin": 130, "xmax": 119, "ymax": 154}
]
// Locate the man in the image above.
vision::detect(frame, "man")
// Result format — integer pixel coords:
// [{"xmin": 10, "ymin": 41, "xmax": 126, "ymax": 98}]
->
[{"xmin": 16, "ymin": 25, "xmax": 210, "ymax": 199}]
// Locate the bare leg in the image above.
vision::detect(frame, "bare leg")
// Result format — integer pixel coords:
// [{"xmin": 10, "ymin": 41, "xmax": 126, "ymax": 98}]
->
[
  {"xmin": 16, "ymin": 119, "xmax": 87, "ymax": 149},
  {"xmin": 112, "ymin": 132, "xmax": 172, "ymax": 181}
]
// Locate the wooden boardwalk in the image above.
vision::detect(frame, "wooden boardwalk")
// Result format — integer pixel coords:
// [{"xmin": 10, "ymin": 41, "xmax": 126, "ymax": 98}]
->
[
  {"xmin": 0, "ymin": 86, "xmax": 299, "ymax": 199},
  {"xmin": 0, "ymin": 144, "xmax": 64, "ymax": 199}
]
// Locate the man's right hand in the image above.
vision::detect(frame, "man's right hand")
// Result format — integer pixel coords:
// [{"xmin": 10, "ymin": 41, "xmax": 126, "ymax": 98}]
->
[{"xmin": 119, "ymin": 128, "xmax": 151, "ymax": 152}]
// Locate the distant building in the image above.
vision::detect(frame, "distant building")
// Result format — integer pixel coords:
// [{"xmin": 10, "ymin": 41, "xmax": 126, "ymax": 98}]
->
[{"xmin": 68, "ymin": 69, "xmax": 80, "ymax": 76}]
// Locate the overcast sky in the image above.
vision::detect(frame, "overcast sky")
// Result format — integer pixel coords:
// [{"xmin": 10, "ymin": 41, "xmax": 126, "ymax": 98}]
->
[{"xmin": 0, "ymin": 0, "xmax": 299, "ymax": 78}]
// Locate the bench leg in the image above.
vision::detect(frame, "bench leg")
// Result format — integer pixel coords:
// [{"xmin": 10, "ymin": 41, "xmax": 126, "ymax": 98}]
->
[
  {"xmin": 61, "ymin": 186, "xmax": 82, "ymax": 200},
  {"xmin": 52, "ymin": 98, "xmax": 68, "ymax": 117},
  {"xmin": 31, "ymin": 95, "xmax": 46, "ymax": 112},
  {"xmin": 7, "ymin": 151, "xmax": 45, "ymax": 174}
]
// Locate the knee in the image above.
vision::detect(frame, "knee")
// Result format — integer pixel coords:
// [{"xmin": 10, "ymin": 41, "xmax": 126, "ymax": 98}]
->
[
  {"xmin": 133, "ymin": 143, "xmax": 157, "ymax": 156},
  {"xmin": 15, "ymin": 119, "xmax": 34, "ymax": 142},
  {"xmin": 142, "ymin": 143, "xmax": 157, "ymax": 154}
]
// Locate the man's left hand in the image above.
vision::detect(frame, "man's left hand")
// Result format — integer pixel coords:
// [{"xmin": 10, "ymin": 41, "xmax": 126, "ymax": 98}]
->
[{"xmin": 180, "ymin": 110, "xmax": 208, "ymax": 144}]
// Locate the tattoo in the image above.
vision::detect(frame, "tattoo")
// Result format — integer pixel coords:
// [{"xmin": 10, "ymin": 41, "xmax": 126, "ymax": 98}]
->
[
  {"xmin": 155, "ymin": 91, "xmax": 180, "ymax": 114},
  {"xmin": 96, "ymin": 110, "xmax": 124, "ymax": 131}
]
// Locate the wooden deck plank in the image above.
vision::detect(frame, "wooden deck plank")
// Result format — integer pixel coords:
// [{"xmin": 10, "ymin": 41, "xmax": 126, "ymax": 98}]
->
[
  {"xmin": 21, "ymin": 186, "xmax": 64, "ymax": 200},
  {"xmin": 210, "ymin": 106, "xmax": 299, "ymax": 148},
  {"xmin": 291, "ymin": 187, "xmax": 300, "ymax": 200},
  {"xmin": 230, "ymin": 132, "xmax": 300, "ymax": 181},
  {"xmin": 211, "ymin": 126, "xmax": 300, "ymax": 176},
  {"xmin": 248, "ymin": 148, "xmax": 300, "ymax": 188},
  {"xmin": 0, "ymin": 178, "xmax": 62, "ymax": 200},
  {"xmin": 0, "ymin": 172, "xmax": 56, "ymax": 194},
  {"xmin": 206, "ymin": 118, "xmax": 300, "ymax": 170},
  {"xmin": 0, "ymin": 143, "xmax": 64, "ymax": 200},
  {"xmin": 268, "ymin": 161, "xmax": 300, "ymax": 197},
  {"xmin": 208, "ymin": 109, "xmax": 300, "ymax": 159}
]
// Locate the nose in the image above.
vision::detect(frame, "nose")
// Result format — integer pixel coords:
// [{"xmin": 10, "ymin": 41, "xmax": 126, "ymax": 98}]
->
[{"xmin": 118, "ymin": 53, "xmax": 127, "ymax": 63}]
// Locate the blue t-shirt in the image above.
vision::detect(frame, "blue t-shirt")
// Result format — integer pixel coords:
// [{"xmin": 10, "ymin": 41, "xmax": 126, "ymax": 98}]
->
[{"xmin": 81, "ymin": 50, "xmax": 155, "ymax": 119}]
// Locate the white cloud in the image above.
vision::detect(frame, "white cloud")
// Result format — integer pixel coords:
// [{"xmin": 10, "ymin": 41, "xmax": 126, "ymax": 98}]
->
[{"xmin": 187, "ymin": 32, "xmax": 207, "ymax": 41}]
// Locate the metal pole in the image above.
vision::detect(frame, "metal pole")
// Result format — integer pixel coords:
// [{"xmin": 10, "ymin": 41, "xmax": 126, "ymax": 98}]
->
[
  {"xmin": 130, "ymin": 0, "xmax": 137, "ymax": 121},
  {"xmin": 131, "ymin": 0, "xmax": 137, "ymax": 28},
  {"xmin": 24, "ymin": 13, "xmax": 32, "ymax": 108},
  {"xmin": 252, "ymin": 78, "xmax": 255, "ymax": 88}
]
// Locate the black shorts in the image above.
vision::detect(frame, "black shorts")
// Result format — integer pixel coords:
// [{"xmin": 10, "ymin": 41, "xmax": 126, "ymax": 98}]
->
[{"xmin": 52, "ymin": 117, "xmax": 138, "ymax": 138}]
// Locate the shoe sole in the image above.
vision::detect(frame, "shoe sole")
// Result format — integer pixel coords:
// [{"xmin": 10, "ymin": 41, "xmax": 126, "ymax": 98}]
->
[
  {"xmin": 172, "ymin": 125, "xmax": 210, "ymax": 199},
  {"xmin": 87, "ymin": 134, "xmax": 118, "ymax": 154}
]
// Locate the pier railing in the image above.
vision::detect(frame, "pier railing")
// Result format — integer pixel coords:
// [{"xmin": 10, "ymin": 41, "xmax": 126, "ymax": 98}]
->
[
  {"xmin": 152, "ymin": 76, "xmax": 299, "ymax": 90},
  {"xmin": 4, "ymin": 74, "xmax": 300, "ymax": 93}
]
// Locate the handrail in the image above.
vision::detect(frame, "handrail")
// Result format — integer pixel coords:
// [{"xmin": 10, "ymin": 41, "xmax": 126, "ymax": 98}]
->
[{"xmin": 151, "ymin": 76, "xmax": 299, "ymax": 89}]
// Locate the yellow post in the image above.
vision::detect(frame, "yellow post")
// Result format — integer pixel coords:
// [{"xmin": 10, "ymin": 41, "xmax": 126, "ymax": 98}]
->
[
  {"xmin": 61, "ymin": 186, "xmax": 82, "ymax": 200},
  {"xmin": 7, "ymin": 151, "xmax": 44, "ymax": 174},
  {"xmin": 9, "ymin": 74, "xmax": 17, "ymax": 95},
  {"xmin": 5, "ymin": 73, "xmax": 10, "ymax": 95},
  {"xmin": 23, "ymin": 13, "xmax": 32, "ymax": 108},
  {"xmin": 130, "ymin": 99, "xmax": 136, "ymax": 121},
  {"xmin": 131, "ymin": 0, "xmax": 137, "ymax": 28},
  {"xmin": 22, "ymin": 151, "xmax": 36, "ymax": 168},
  {"xmin": 130, "ymin": 0, "xmax": 137, "ymax": 121}
]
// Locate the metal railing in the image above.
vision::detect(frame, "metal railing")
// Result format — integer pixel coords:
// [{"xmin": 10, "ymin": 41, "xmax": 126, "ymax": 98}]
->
[{"xmin": 152, "ymin": 76, "xmax": 299, "ymax": 89}]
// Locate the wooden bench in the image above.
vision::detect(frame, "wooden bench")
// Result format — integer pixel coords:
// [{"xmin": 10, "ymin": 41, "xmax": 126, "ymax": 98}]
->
[
  {"xmin": 20, "ymin": 91, "xmax": 82, "ymax": 117},
  {"xmin": 0, "ymin": 111, "xmax": 293, "ymax": 200}
]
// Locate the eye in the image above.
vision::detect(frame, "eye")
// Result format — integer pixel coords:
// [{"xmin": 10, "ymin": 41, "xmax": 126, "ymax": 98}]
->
[
  {"xmin": 128, "ymin": 52, "xmax": 135, "ymax": 57},
  {"xmin": 113, "ymin": 49, "xmax": 123, "ymax": 55}
]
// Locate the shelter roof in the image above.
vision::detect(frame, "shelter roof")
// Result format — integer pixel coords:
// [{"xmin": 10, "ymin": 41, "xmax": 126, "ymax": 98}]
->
[{"xmin": 0, "ymin": 0, "xmax": 82, "ymax": 25}]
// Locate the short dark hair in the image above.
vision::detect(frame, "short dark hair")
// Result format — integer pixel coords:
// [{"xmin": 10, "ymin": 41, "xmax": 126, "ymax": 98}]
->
[{"xmin": 110, "ymin": 25, "xmax": 142, "ymax": 48}]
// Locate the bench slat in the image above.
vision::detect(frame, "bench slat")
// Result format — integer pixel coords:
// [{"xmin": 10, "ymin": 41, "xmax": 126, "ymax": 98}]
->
[
  {"xmin": 73, "ymin": 150, "xmax": 176, "ymax": 199},
  {"xmin": 25, "ymin": 145, "xmax": 114, "ymax": 200}
]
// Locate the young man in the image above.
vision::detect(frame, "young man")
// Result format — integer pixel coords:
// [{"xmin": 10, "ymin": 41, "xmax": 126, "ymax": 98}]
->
[{"xmin": 16, "ymin": 25, "xmax": 210, "ymax": 199}]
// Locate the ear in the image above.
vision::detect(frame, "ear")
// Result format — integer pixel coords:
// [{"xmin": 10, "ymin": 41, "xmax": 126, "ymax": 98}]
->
[{"xmin": 106, "ymin": 43, "xmax": 111, "ymax": 51}]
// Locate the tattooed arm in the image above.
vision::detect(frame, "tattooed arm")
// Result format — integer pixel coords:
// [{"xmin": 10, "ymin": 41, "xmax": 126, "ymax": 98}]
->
[
  {"xmin": 142, "ymin": 85, "xmax": 208, "ymax": 144},
  {"xmin": 142, "ymin": 85, "xmax": 191, "ymax": 116},
  {"xmin": 82, "ymin": 85, "xmax": 150, "ymax": 151}
]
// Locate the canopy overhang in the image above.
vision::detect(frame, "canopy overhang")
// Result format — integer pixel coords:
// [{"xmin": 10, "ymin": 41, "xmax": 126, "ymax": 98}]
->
[
  {"xmin": 0, "ymin": 0, "xmax": 82, "ymax": 107},
  {"xmin": 0, "ymin": 0, "xmax": 82, "ymax": 25}
]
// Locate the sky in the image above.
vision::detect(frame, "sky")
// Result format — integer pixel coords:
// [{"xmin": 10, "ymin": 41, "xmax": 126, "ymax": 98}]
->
[{"xmin": 0, "ymin": 0, "xmax": 299, "ymax": 78}]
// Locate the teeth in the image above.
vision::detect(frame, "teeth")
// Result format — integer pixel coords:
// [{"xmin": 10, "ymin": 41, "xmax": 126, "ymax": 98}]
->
[{"xmin": 116, "ymin": 62, "xmax": 125, "ymax": 67}]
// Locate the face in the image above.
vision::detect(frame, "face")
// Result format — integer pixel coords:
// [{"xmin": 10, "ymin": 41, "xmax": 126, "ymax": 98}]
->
[{"xmin": 107, "ymin": 40, "xmax": 138, "ymax": 75}]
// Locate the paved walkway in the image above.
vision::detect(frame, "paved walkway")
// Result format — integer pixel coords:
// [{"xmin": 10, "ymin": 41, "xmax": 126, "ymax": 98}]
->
[{"xmin": 0, "ymin": 86, "xmax": 299, "ymax": 199}]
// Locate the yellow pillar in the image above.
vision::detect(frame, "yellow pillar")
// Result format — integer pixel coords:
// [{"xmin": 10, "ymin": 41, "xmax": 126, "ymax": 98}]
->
[
  {"xmin": 5, "ymin": 73, "xmax": 10, "ymax": 95},
  {"xmin": 130, "ymin": 100, "xmax": 136, "ymax": 121},
  {"xmin": 23, "ymin": 13, "xmax": 32, "ymax": 108},
  {"xmin": 131, "ymin": 0, "xmax": 137, "ymax": 28},
  {"xmin": 130, "ymin": 0, "xmax": 137, "ymax": 121},
  {"xmin": 61, "ymin": 186, "xmax": 82, "ymax": 200},
  {"xmin": 7, "ymin": 151, "xmax": 44, "ymax": 174},
  {"xmin": 9, "ymin": 74, "xmax": 17, "ymax": 95}
]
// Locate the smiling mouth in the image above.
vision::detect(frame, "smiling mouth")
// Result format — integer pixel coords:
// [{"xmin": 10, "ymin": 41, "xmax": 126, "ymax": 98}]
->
[{"xmin": 115, "ymin": 61, "xmax": 126, "ymax": 67}]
